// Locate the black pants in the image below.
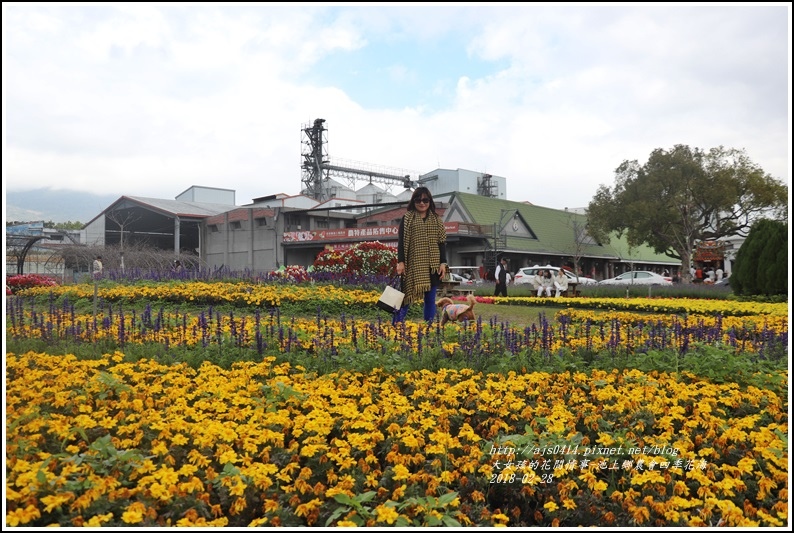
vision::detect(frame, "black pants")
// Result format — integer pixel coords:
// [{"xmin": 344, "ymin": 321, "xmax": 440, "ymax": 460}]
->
[{"xmin": 494, "ymin": 282, "xmax": 507, "ymax": 297}]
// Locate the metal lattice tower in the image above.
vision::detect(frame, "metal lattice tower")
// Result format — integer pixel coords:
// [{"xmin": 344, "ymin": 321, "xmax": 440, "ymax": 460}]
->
[
  {"xmin": 300, "ymin": 118, "xmax": 417, "ymax": 202},
  {"xmin": 477, "ymin": 173, "xmax": 497, "ymax": 197},
  {"xmin": 301, "ymin": 118, "xmax": 330, "ymax": 201}
]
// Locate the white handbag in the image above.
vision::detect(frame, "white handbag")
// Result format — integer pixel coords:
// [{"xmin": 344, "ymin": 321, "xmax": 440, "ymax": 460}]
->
[{"xmin": 377, "ymin": 285, "xmax": 405, "ymax": 313}]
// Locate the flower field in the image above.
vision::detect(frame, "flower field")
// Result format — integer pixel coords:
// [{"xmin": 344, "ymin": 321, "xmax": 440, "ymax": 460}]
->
[{"xmin": 5, "ymin": 281, "xmax": 789, "ymax": 527}]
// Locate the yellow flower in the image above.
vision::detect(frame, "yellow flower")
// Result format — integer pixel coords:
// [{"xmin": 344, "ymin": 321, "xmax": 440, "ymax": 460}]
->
[
  {"xmin": 295, "ymin": 498, "xmax": 322, "ymax": 518},
  {"xmin": 401, "ymin": 434, "xmax": 420, "ymax": 448},
  {"xmin": 187, "ymin": 449, "xmax": 211, "ymax": 468},
  {"xmin": 263, "ymin": 499, "xmax": 280, "ymax": 513},
  {"xmin": 219, "ymin": 449, "xmax": 239, "ymax": 465},
  {"xmin": 6, "ymin": 505, "xmax": 41, "ymax": 526},
  {"xmin": 153, "ymin": 466, "xmax": 179, "ymax": 485},
  {"xmin": 85, "ymin": 512, "xmax": 114, "ymax": 527},
  {"xmin": 630, "ymin": 505, "xmax": 650, "ymax": 524},
  {"xmin": 492, "ymin": 513, "xmax": 510, "ymax": 525},
  {"xmin": 544, "ymin": 501, "xmax": 559, "ymax": 512},
  {"xmin": 122, "ymin": 509, "xmax": 144, "ymax": 524},
  {"xmin": 98, "ymin": 416, "xmax": 117, "ymax": 429},
  {"xmin": 375, "ymin": 504, "xmax": 399, "ymax": 524},
  {"xmin": 151, "ymin": 441, "xmax": 169, "ymax": 456},
  {"xmin": 470, "ymin": 490, "xmax": 485, "ymax": 503},
  {"xmin": 171, "ymin": 433, "xmax": 189, "ymax": 446},
  {"xmin": 392, "ymin": 464, "xmax": 410, "ymax": 481},
  {"xmin": 756, "ymin": 509, "xmax": 784, "ymax": 527},
  {"xmin": 736, "ymin": 457, "xmax": 755, "ymax": 474},
  {"xmin": 229, "ymin": 479, "xmax": 248, "ymax": 497},
  {"xmin": 392, "ymin": 484, "xmax": 407, "ymax": 500},
  {"xmin": 41, "ymin": 493, "xmax": 73, "ymax": 513}
]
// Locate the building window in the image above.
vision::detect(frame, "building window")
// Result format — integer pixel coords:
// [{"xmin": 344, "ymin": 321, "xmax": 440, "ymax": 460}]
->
[
  {"xmin": 316, "ymin": 219, "xmax": 329, "ymax": 229},
  {"xmin": 256, "ymin": 218, "xmax": 268, "ymax": 227},
  {"xmin": 230, "ymin": 221, "xmax": 242, "ymax": 230},
  {"xmin": 208, "ymin": 224, "xmax": 220, "ymax": 233}
]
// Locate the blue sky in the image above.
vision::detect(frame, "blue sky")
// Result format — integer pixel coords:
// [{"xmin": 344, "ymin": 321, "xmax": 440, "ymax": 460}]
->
[{"xmin": 2, "ymin": 3, "xmax": 791, "ymax": 211}]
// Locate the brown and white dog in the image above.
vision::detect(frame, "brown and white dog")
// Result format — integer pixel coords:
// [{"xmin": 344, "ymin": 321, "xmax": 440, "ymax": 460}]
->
[{"xmin": 437, "ymin": 294, "xmax": 477, "ymax": 325}]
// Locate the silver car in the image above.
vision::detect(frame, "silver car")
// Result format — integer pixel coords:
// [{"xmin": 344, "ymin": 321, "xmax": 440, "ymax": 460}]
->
[{"xmin": 598, "ymin": 271, "xmax": 673, "ymax": 286}]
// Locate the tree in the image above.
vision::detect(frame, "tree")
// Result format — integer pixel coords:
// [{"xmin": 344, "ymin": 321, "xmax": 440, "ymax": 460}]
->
[
  {"xmin": 587, "ymin": 145, "xmax": 788, "ymax": 283},
  {"xmin": 730, "ymin": 219, "xmax": 788, "ymax": 296},
  {"xmin": 49, "ymin": 221, "xmax": 84, "ymax": 230},
  {"xmin": 105, "ymin": 209, "xmax": 142, "ymax": 273},
  {"xmin": 564, "ymin": 212, "xmax": 592, "ymax": 282}
]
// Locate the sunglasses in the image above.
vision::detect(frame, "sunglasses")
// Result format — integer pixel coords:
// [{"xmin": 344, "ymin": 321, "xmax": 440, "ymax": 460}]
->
[{"xmin": 414, "ymin": 197, "xmax": 430, "ymax": 204}]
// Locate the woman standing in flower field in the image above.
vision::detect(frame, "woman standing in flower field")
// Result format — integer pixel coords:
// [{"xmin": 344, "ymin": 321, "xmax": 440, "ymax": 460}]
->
[{"xmin": 393, "ymin": 187, "xmax": 447, "ymax": 325}]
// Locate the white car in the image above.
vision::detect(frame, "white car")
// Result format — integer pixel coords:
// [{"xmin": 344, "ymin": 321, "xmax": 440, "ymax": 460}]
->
[
  {"xmin": 447, "ymin": 273, "xmax": 475, "ymax": 285},
  {"xmin": 598, "ymin": 271, "xmax": 673, "ymax": 286},
  {"xmin": 447, "ymin": 266, "xmax": 483, "ymax": 284},
  {"xmin": 513, "ymin": 266, "xmax": 597, "ymax": 288}
]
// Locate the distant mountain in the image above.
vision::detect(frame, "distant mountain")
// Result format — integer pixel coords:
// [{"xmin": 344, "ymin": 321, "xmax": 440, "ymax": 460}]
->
[{"xmin": 5, "ymin": 189, "xmax": 120, "ymax": 225}]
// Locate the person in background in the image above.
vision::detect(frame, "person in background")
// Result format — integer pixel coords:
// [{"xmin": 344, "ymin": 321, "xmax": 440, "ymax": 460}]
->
[
  {"xmin": 172, "ymin": 259, "xmax": 183, "ymax": 273},
  {"xmin": 553, "ymin": 269, "xmax": 569, "ymax": 297},
  {"xmin": 539, "ymin": 269, "xmax": 554, "ymax": 297},
  {"xmin": 92, "ymin": 255, "xmax": 103, "ymax": 280},
  {"xmin": 493, "ymin": 257, "xmax": 509, "ymax": 297},
  {"xmin": 716, "ymin": 264, "xmax": 724, "ymax": 282},
  {"xmin": 393, "ymin": 187, "xmax": 447, "ymax": 325},
  {"xmin": 533, "ymin": 269, "xmax": 545, "ymax": 297},
  {"xmin": 694, "ymin": 266, "xmax": 704, "ymax": 283}
]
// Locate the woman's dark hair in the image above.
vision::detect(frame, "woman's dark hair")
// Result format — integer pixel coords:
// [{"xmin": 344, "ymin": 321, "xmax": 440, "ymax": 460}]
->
[{"xmin": 408, "ymin": 186, "xmax": 437, "ymax": 213}]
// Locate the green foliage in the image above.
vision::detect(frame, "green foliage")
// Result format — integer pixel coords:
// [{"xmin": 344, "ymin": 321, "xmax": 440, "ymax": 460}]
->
[
  {"xmin": 587, "ymin": 144, "xmax": 788, "ymax": 281},
  {"xmin": 393, "ymin": 492, "xmax": 463, "ymax": 527},
  {"xmin": 325, "ymin": 491, "xmax": 378, "ymax": 526},
  {"xmin": 47, "ymin": 220, "xmax": 84, "ymax": 230},
  {"xmin": 29, "ymin": 435, "xmax": 160, "ymax": 527},
  {"xmin": 732, "ymin": 219, "xmax": 788, "ymax": 296}
]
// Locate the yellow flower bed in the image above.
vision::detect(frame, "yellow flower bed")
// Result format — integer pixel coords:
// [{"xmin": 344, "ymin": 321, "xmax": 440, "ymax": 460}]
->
[
  {"xmin": 7, "ymin": 302, "xmax": 786, "ymax": 356},
  {"xmin": 20, "ymin": 283, "xmax": 789, "ymax": 317},
  {"xmin": 6, "ymin": 352, "xmax": 788, "ymax": 527},
  {"xmin": 491, "ymin": 296, "xmax": 789, "ymax": 318},
  {"xmin": 556, "ymin": 309, "xmax": 789, "ymax": 334},
  {"xmin": 7, "ymin": 282, "xmax": 789, "ymax": 526},
  {"xmin": 20, "ymin": 282, "xmax": 379, "ymax": 308}
]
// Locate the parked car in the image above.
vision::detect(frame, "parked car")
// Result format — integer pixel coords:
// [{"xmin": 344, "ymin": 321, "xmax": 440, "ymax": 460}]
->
[
  {"xmin": 598, "ymin": 271, "xmax": 673, "ymax": 286},
  {"xmin": 513, "ymin": 266, "xmax": 597, "ymax": 289},
  {"xmin": 713, "ymin": 277, "xmax": 730, "ymax": 287},
  {"xmin": 447, "ymin": 273, "xmax": 475, "ymax": 285},
  {"xmin": 447, "ymin": 266, "xmax": 483, "ymax": 284}
]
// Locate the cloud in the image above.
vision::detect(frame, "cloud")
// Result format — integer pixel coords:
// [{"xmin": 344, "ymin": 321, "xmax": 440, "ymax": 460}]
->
[{"xmin": 3, "ymin": 4, "xmax": 790, "ymax": 211}]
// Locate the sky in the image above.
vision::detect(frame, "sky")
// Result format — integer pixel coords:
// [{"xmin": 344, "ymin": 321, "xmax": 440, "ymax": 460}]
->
[{"xmin": 2, "ymin": 2, "xmax": 791, "ymax": 211}]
